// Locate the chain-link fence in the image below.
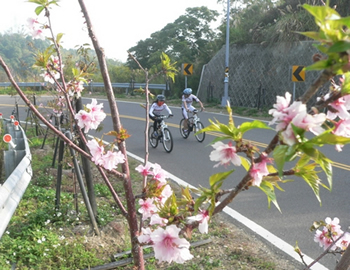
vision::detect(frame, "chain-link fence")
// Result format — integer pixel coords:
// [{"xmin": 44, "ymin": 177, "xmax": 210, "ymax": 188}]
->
[{"xmin": 197, "ymin": 41, "xmax": 330, "ymax": 109}]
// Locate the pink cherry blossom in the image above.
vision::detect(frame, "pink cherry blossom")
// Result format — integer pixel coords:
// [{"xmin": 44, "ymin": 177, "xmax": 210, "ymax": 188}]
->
[
  {"xmin": 101, "ymin": 150, "xmax": 125, "ymax": 171},
  {"xmin": 75, "ymin": 100, "xmax": 106, "ymax": 132},
  {"xmin": 280, "ymin": 109, "xmax": 326, "ymax": 146},
  {"xmin": 187, "ymin": 209, "xmax": 210, "ymax": 234},
  {"xmin": 68, "ymin": 81, "xmax": 84, "ymax": 97},
  {"xmin": 151, "ymin": 163, "xmax": 168, "ymax": 183},
  {"xmin": 151, "ymin": 225, "xmax": 193, "ymax": 264},
  {"xmin": 86, "ymin": 98, "xmax": 103, "ymax": 113},
  {"xmin": 249, "ymin": 153, "xmax": 271, "ymax": 186},
  {"xmin": 86, "ymin": 139, "xmax": 104, "ymax": 165},
  {"xmin": 75, "ymin": 110, "xmax": 93, "ymax": 132},
  {"xmin": 339, "ymin": 232, "xmax": 350, "ymax": 251},
  {"xmin": 27, "ymin": 18, "xmax": 39, "ymax": 28},
  {"xmin": 40, "ymin": 70, "xmax": 60, "ymax": 84},
  {"xmin": 327, "ymin": 97, "xmax": 350, "ymax": 120},
  {"xmin": 138, "ymin": 198, "xmax": 158, "ymax": 220},
  {"xmin": 90, "ymin": 110, "xmax": 106, "ymax": 130},
  {"xmin": 209, "ymin": 141, "xmax": 241, "ymax": 168},
  {"xmin": 314, "ymin": 217, "xmax": 344, "ymax": 251},
  {"xmin": 332, "ymin": 118, "xmax": 350, "ymax": 151},
  {"xmin": 150, "ymin": 214, "xmax": 168, "ymax": 226},
  {"xmin": 159, "ymin": 184, "xmax": 173, "ymax": 204},
  {"xmin": 138, "ymin": 227, "xmax": 153, "ymax": 244},
  {"xmin": 135, "ymin": 163, "xmax": 153, "ymax": 176},
  {"xmin": 269, "ymin": 92, "xmax": 292, "ymax": 125}
]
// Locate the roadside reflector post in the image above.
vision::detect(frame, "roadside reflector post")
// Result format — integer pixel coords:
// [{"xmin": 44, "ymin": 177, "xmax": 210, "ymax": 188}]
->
[
  {"xmin": 14, "ymin": 120, "xmax": 20, "ymax": 131},
  {"xmin": 3, "ymin": 134, "xmax": 16, "ymax": 149},
  {"xmin": 0, "ymin": 113, "xmax": 2, "ymax": 119},
  {"xmin": 10, "ymin": 115, "xmax": 15, "ymax": 122}
]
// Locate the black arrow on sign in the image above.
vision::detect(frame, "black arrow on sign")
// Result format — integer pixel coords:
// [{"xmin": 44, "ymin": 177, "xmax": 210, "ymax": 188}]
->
[
  {"xmin": 293, "ymin": 66, "xmax": 304, "ymax": 81},
  {"xmin": 184, "ymin": 64, "xmax": 192, "ymax": 75}
]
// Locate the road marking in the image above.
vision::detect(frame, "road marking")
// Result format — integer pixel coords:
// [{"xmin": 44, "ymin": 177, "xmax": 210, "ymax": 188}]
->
[
  {"xmin": 118, "ymin": 114, "xmax": 350, "ymax": 172},
  {"xmin": 87, "ymin": 134, "xmax": 327, "ymax": 270}
]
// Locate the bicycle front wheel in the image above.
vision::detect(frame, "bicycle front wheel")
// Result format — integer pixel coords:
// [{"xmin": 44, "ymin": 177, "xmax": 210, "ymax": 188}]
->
[
  {"xmin": 179, "ymin": 118, "xmax": 189, "ymax": 139},
  {"xmin": 194, "ymin": 121, "xmax": 205, "ymax": 142},
  {"xmin": 148, "ymin": 126, "xmax": 158, "ymax": 148},
  {"xmin": 162, "ymin": 128, "xmax": 173, "ymax": 153}
]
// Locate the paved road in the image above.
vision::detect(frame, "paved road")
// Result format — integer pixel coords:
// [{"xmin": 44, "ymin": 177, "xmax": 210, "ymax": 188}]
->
[{"xmin": 2, "ymin": 95, "xmax": 350, "ymax": 269}]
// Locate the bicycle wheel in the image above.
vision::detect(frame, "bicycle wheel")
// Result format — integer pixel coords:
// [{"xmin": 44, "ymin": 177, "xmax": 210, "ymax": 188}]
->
[
  {"xmin": 162, "ymin": 128, "xmax": 173, "ymax": 153},
  {"xmin": 194, "ymin": 121, "xmax": 205, "ymax": 142},
  {"xmin": 179, "ymin": 118, "xmax": 189, "ymax": 139},
  {"xmin": 148, "ymin": 126, "xmax": 158, "ymax": 148}
]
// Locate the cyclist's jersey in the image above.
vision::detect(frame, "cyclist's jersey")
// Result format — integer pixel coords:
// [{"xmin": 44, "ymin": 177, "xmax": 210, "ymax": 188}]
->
[
  {"xmin": 149, "ymin": 102, "xmax": 172, "ymax": 117},
  {"xmin": 181, "ymin": 94, "xmax": 200, "ymax": 108}
]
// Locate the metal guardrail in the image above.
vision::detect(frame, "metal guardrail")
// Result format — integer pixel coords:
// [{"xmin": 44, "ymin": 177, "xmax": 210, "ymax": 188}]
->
[
  {"xmin": 0, "ymin": 119, "xmax": 32, "ymax": 238},
  {"xmin": 0, "ymin": 82, "xmax": 168, "ymax": 90}
]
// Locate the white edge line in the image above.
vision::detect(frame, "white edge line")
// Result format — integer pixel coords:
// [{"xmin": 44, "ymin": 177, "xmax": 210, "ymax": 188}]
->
[
  {"xmin": 17, "ymin": 101, "xmax": 326, "ymax": 269},
  {"xmin": 86, "ymin": 134, "xmax": 328, "ymax": 270}
]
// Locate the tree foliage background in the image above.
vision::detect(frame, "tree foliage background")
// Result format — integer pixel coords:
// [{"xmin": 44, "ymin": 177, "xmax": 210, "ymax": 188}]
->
[{"xmin": 1, "ymin": 0, "xmax": 349, "ymax": 98}]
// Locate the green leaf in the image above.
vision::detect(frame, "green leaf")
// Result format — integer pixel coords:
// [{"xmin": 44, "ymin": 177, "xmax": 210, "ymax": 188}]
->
[
  {"xmin": 240, "ymin": 156, "xmax": 251, "ymax": 171},
  {"xmin": 305, "ymin": 59, "xmax": 331, "ymax": 71},
  {"xmin": 209, "ymin": 170, "xmax": 234, "ymax": 192},
  {"xmin": 238, "ymin": 120, "xmax": 272, "ymax": 134},
  {"xmin": 194, "ymin": 195, "xmax": 208, "ymax": 212},
  {"xmin": 336, "ymin": 17, "xmax": 350, "ymax": 29},
  {"xmin": 307, "ymin": 132, "xmax": 350, "ymax": 146},
  {"xmin": 297, "ymin": 31, "xmax": 324, "ymax": 41},
  {"xmin": 341, "ymin": 72, "xmax": 350, "ymax": 95},
  {"xmin": 273, "ymin": 145, "xmax": 289, "ymax": 176},
  {"xmin": 328, "ymin": 41, "xmax": 350, "ymax": 53},
  {"xmin": 34, "ymin": 5, "xmax": 45, "ymax": 15},
  {"xmin": 295, "ymin": 164, "xmax": 322, "ymax": 205},
  {"xmin": 208, "ymin": 136, "xmax": 234, "ymax": 145},
  {"xmin": 56, "ymin": 33, "xmax": 64, "ymax": 44},
  {"xmin": 258, "ymin": 181, "xmax": 281, "ymax": 212}
]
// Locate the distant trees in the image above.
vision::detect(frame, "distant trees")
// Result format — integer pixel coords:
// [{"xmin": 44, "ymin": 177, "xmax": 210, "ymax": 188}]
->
[
  {"xmin": 127, "ymin": 6, "xmax": 221, "ymax": 96},
  {"xmin": 2, "ymin": 1, "xmax": 349, "ymax": 100},
  {"xmin": 0, "ymin": 32, "xmax": 50, "ymax": 81}
]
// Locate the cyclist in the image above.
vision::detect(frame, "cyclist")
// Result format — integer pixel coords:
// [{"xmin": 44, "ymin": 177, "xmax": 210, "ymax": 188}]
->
[
  {"xmin": 149, "ymin": 94, "xmax": 173, "ymax": 137},
  {"xmin": 181, "ymin": 88, "xmax": 204, "ymax": 133}
]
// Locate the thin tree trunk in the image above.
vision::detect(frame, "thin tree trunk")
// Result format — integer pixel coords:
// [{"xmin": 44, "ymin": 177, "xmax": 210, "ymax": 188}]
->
[
  {"xmin": 335, "ymin": 246, "xmax": 350, "ymax": 270},
  {"xmin": 77, "ymin": 0, "xmax": 144, "ymax": 268}
]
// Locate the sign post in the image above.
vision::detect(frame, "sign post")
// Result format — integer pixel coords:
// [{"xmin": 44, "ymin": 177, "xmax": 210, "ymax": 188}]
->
[
  {"xmin": 182, "ymin": 63, "xmax": 193, "ymax": 89},
  {"xmin": 291, "ymin": 66, "xmax": 305, "ymax": 101}
]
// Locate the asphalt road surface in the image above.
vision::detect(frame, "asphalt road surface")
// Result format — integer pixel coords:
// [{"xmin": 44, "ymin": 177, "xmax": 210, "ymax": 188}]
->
[{"xmin": 2, "ymin": 95, "xmax": 350, "ymax": 269}]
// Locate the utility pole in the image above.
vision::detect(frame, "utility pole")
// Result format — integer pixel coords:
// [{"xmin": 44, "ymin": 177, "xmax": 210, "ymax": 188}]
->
[{"xmin": 221, "ymin": 0, "xmax": 231, "ymax": 106}]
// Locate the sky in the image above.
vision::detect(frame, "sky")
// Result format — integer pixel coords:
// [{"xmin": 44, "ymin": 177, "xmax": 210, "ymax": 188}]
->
[{"xmin": 1, "ymin": 0, "xmax": 225, "ymax": 63}]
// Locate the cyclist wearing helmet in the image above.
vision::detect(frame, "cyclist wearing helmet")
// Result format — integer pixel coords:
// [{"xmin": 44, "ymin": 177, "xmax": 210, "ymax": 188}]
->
[
  {"xmin": 181, "ymin": 88, "xmax": 204, "ymax": 132},
  {"xmin": 149, "ymin": 94, "xmax": 173, "ymax": 137}
]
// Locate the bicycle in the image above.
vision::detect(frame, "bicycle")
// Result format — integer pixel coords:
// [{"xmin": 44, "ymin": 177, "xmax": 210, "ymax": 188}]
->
[
  {"xmin": 179, "ymin": 109, "xmax": 205, "ymax": 142},
  {"xmin": 148, "ymin": 115, "xmax": 173, "ymax": 153}
]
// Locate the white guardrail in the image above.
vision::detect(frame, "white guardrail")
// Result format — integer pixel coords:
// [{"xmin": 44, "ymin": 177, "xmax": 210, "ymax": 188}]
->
[{"xmin": 0, "ymin": 118, "xmax": 32, "ymax": 238}]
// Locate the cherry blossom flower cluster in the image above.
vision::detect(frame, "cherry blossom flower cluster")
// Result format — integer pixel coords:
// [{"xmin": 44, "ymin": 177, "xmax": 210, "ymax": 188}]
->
[
  {"xmin": 135, "ymin": 163, "xmax": 209, "ymax": 264},
  {"xmin": 67, "ymin": 80, "xmax": 84, "ymax": 97},
  {"xmin": 75, "ymin": 99, "xmax": 106, "ymax": 133},
  {"xmin": 269, "ymin": 86, "xmax": 350, "ymax": 151},
  {"xmin": 79, "ymin": 99, "xmax": 125, "ymax": 171},
  {"xmin": 269, "ymin": 92, "xmax": 326, "ymax": 145},
  {"xmin": 40, "ymin": 55, "xmax": 63, "ymax": 84},
  {"xmin": 209, "ymin": 139, "xmax": 271, "ymax": 187},
  {"xmin": 27, "ymin": 17, "xmax": 46, "ymax": 40},
  {"xmin": 86, "ymin": 139, "xmax": 125, "ymax": 171},
  {"xmin": 314, "ymin": 217, "xmax": 350, "ymax": 251}
]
